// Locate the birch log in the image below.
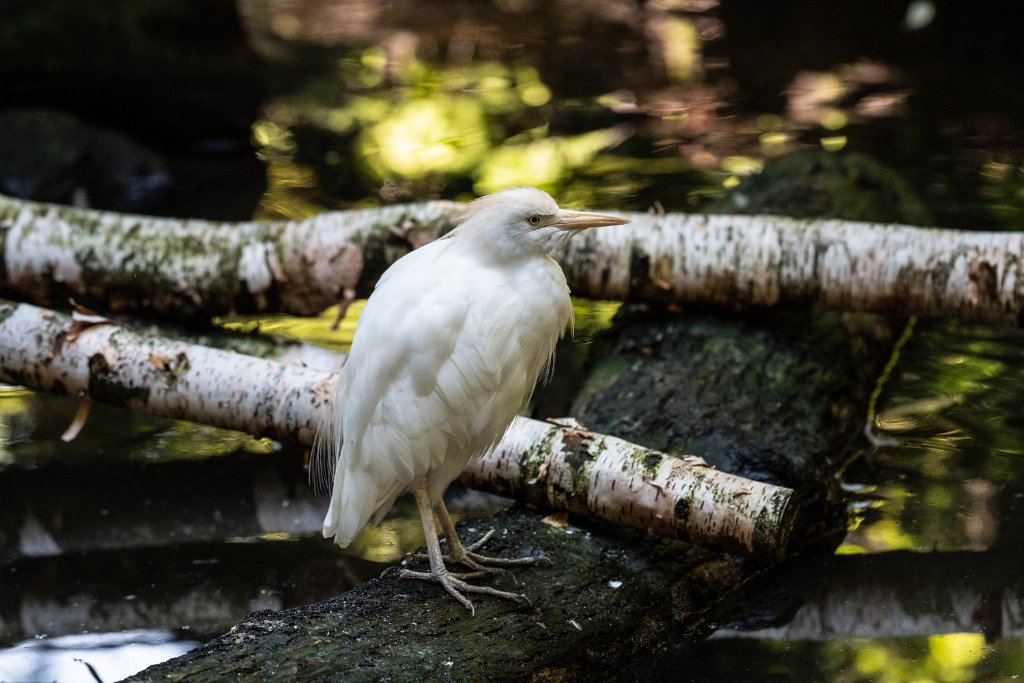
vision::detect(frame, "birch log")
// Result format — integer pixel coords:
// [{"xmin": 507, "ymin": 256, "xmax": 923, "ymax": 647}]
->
[
  {"xmin": 3, "ymin": 193, "xmax": 1024, "ymax": 323},
  {"xmin": 0, "ymin": 300, "xmax": 331, "ymax": 444},
  {"xmin": 0, "ymin": 299, "xmax": 795, "ymax": 558},
  {"xmin": 554, "ymin": 213, "xmax": 1024, "ymax": 325},
  {"xmin": 463, "ymin": 418, "xmax": 794, "ymax": 558},
  {"xmin": 0, "ymin": 193, "xmax": 457, "ymax": 317}
]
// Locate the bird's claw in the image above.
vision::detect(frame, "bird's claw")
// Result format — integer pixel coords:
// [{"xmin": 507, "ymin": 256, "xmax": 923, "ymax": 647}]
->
[
  {"xmin": 412, "ymin": 551, "xmax": 512, "ymax": 577},
  {"xmin": 395, "ymin": 567, "xmax": 531, "ymax": 616},
  {"xmin": 462, "ymin": 529, "xmax": 496, "ymax": 552},
  {"xmin": 436, "ymin": 529, "xmax": 553, "ymax": 572}
]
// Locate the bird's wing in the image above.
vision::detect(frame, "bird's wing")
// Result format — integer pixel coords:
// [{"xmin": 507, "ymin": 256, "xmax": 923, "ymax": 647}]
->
[{"xmin": 323, "ymin": 242, "xmax": 507, "ymax": 541}]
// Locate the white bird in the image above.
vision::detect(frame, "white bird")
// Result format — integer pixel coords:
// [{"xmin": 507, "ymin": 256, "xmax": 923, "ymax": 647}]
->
[{"xmin": 314, "ymin": 187, "xmax": 628, "ymax": 612}]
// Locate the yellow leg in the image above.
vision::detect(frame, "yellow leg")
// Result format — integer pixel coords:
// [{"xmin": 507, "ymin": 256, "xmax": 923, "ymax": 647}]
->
[
  {"xmin": 434, "ymin": 499, "xmax": 549, "ymax": 571},
  {"xmin": 395, "ymin": 481, "xmax": 531, "ymax": 615}
]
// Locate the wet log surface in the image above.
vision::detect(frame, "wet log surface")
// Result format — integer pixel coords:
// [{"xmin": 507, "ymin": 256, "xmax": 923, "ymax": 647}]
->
[
  {"xmin": 127, "ymin": 307, "xmax": 893, "ymax": 682},
  {"xmin": 126, "ymin": 508, "xmax": 757, "ymax": 683}
]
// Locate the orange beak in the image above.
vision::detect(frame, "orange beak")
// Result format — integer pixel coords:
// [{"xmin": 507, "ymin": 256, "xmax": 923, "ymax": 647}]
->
[{"xmin": 551, "ymin": 209, "xmax": 629, "ymax": 231}]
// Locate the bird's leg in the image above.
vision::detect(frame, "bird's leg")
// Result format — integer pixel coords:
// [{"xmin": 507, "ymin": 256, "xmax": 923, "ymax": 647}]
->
[
  {"xmin": 395, "ymin": 483, "xmax": 530, "ymax": 615},
  {"xmin": 435, "ymin": 499, "xmax": 550, "ymax": 570}
]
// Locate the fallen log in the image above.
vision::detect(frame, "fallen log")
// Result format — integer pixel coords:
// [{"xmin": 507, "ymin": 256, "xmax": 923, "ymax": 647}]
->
[
  {"xmin": 0, "ymin": 299, "xmax": 795, "ymax": 559},
  {"xmin": 123, "ymin": 507, "xmax": 761, "ymax": 683},
  {"xmin": 4, "ymin": 193, "xmax": 1024, "ymax": 324}
]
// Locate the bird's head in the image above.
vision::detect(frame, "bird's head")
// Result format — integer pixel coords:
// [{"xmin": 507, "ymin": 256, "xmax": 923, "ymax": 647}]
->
[{"xmin": 451, "ymin": 187, "xmax": 628, "ymax": 258}]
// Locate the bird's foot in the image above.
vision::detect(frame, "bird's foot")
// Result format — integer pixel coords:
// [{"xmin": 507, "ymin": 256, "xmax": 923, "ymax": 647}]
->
[
  {"xmin": 415, "ymin": 529, "xmax": 551, "ymax": 574},
  {"xmin": 449, "ymin": 529, "xmax": 553, "ymax": 569},
  {"xmin": 382, "ymin": 564, "xmax": 486, "ymax": 582},
  {"xmin": 395, "ymin": 567, "xmax": 531, "ymax": 616},
  {"xmin": 410, "ymin": 549, "xmax": 510, "ymax": 577}
]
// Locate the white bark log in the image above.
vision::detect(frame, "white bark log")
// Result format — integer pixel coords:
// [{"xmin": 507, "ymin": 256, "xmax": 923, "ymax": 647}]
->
[
  {"xmin": 0, "ymin": 301, "xmax": 336, "ymax": 445},
  {"xmin": 0, "ymin": 299, "xmax": 795, "ymax": 558},
  {"xmin": 3, "ymin": 193, "xmax": 1024, "ymax": 323},
  {"xmin": 554, "ymin": 212, "xmax": 1024, "ymax": 324},
  {"xmin": 463, "ymin": 417, "xmax": 795, "ymax": 559},
  {"xmin": 0, "ymin": 193, "xmax": 456, "ymax": 316}
]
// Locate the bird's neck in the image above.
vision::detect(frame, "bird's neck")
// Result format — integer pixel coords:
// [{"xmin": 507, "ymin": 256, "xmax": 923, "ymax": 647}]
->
[{"xmin": 450, "ymin": 224, "xmax": 550, "ymax": 266}]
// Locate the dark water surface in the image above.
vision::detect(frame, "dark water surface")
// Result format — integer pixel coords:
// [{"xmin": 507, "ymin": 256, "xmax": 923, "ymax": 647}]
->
[
  {"xmin": 681, "ymin": 320, "xmax": 1024, "ymax": 680},
  {"xmin": 3, "ymin": 1, "xmax": 1024, "ymax": 680}
]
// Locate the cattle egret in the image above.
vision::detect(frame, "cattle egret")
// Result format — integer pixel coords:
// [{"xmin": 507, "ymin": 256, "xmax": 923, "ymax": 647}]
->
[{"xmin": 314, "ymin": 187, "xmax": 628, "ymax": 613}]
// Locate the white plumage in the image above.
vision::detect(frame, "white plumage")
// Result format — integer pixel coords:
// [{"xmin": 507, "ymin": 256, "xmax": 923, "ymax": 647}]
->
[{"xmin": 314, "ymin": 187, "xmax": 627, "ymax": 612}]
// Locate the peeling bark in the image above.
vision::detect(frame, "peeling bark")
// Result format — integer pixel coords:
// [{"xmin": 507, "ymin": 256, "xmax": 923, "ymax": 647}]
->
[
  {"xmin": 0, "ymin": 300, "xmax": 334, "ymax": 445},
  {"xmin": 4, "ymin": 194, "xmax": 1024, "ymax": 323},
  {"xmin": 0, "ymin": 299, "xmax": 794, "ymax": 558}
]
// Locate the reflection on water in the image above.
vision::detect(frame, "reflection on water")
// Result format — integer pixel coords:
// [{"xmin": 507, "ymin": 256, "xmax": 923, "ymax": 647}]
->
[
  {"xmin": 216, "ymin": 301, "xmax": 363, "ymax": 353},
  {"xmin": 683, "ymin": 634, "xmax": 1024, "ymax": 683},
  {"xmin": 845, "ymin": 321, "xmax": 1024, "ymax": 554},
  {"xmin": 690, "ymin": 320, "xmax": 1024, "ymax": 680},
  {"xmin": 0, "ymin": 391, "xmax": 278, "ymax": 469},
  {"xmin": 0, "ymin": 630, "xmax": 201, "ymax": 683}
]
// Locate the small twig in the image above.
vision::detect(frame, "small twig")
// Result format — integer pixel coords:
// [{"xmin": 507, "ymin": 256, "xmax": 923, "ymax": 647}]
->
[{"xmin": 61, "ymin": 396, "xmax": 93, "ymax": 442}]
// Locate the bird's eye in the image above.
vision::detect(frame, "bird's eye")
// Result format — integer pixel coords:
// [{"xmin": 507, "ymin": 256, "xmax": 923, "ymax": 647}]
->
[{"xmin": 528, "ymin": 215, "xmax": 542, "ymax": 226}]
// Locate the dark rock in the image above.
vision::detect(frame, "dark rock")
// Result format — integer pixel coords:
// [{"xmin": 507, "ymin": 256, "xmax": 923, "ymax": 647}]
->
[
  {"xmin": 0, "ymin": 109, "xmax": 171, "ymax": 212},
  {"xmin": 707, "ymin": 148, "xmax": 933, "ymax": 226}
]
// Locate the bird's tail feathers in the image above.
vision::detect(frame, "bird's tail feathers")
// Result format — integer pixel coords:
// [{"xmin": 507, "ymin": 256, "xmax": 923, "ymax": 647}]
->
[
  {"xmin": 310, "ymin": 370, "xmax": 347, "ymax": 496},
  {"xmin": 323, "ymin": 466, "xmax": 377, "ymax": 547},
  {"xmin": 310, "ymin": 419, "xmax": 338, "ymax": 496}
]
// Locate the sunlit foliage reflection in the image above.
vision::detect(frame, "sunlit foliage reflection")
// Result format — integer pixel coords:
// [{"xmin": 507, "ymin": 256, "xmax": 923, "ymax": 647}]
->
[
  {"xmin": 844, "ymin": 321, "xmax": 1024, "ymax": 553},
  {"xmin": 252, "ymin": 47, "xmax": 702, "ymax": 217}
]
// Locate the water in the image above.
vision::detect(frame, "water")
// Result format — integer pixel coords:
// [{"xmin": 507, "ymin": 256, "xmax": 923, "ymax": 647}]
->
[
  {"xmin": 0, "ymin": 631, "xmax": 201, "ymax": 683},
  {"xmin": 683, "ymin": 320, "xmax": 1024, "ymax": 680},
  {"xmin": 846, "ymin": 322, "xmax": 1024, "ymax": 556}
]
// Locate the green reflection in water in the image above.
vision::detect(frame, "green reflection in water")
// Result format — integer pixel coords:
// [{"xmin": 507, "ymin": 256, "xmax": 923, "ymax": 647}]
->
[
  {"xmin": 217, "ymin": 301, "xmax": 363, "ymax": 353},
  {"xmin": 845, "ymin": 321, "xmax": 1024, "ymax": 553},
  {"xmin": 687, "ymin": 634, "xmax": 1023, "ymax": 682},
  {"xmin": 0, "ymin": 390, "xmax": 278, "ymax": 469},
  {"xmin": 0, "ymin": 338, "xmax": 292, "ymax": 468},
  {"xmin": 980, "ymin": 157, "xmax": 1024, "ymax": 230},
  {"xmin": 215, "ymin": 297, "xmax": 618, "ymax": 358}
]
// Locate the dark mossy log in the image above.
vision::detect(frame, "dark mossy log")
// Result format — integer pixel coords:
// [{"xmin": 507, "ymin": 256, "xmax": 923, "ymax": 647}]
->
[
  {"xmin": 125, "ymin": 507, "xmax": 766, "ymax": 683},
  {"xmin": 125, "ymin": 307, "xmax": 893, "ymax": 681},
  {"xmin": 570, "ymin": 307, "xmax": 894, "ymax": 528}
]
